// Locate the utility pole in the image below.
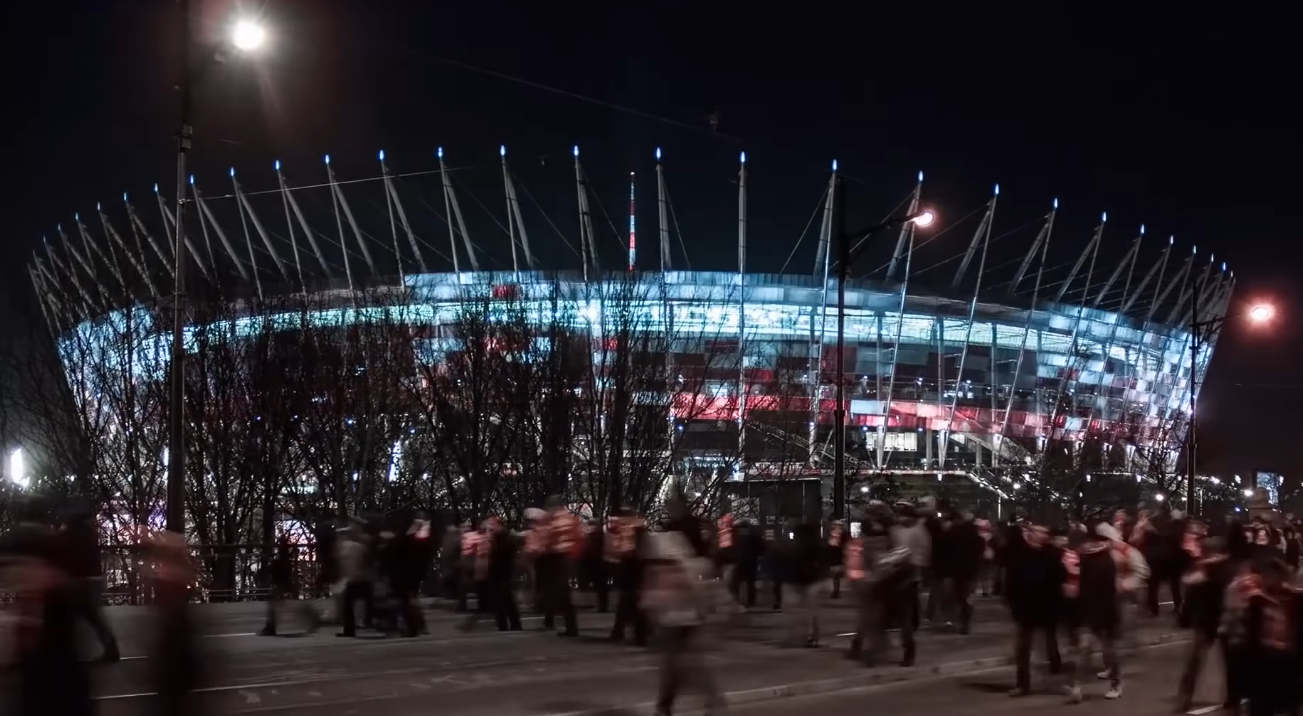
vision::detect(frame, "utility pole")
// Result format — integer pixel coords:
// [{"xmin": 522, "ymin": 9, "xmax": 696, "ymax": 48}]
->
[
  {"xmin": 167, "ymin": 0, "xmax": 193, "ymax": 536},
  {"xmin": 1186, "ymin": 277, "xmax": 1200, "ymax": 517},
  {"xmin": 832, "ymin": 175, "xmax": 847, "ymax": 521}
]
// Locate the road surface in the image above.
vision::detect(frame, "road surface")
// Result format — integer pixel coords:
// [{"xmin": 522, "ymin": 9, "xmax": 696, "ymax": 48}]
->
[{"xmin": 3, "ymin": 596, "xmax": 1192, "ymax": 715}]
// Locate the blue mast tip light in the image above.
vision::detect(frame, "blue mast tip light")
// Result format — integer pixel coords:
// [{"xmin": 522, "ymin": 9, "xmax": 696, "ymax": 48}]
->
[
  {"xmin": 74, "ymin": 213, "xmax": 79, "ymax": 221},
  {"xmin": 831, "ymin": 159, "xmax": 837, "ymax": 172},
  {"xmin": 993, "ymin": 183, "xmax": 1000, "ymax": 196},
  {"xmin": 188, "ymin": 175, "xmax": 194, "ymax": 185},
  {"xmin": 655, "ymin": 147, "xmax": 662, "ymax": 161},
  {"xmin": 153, "ymin": 183, "xmax": 159, "ymax": 193},
  {"xmin": 229, "ymin": 167, "xmax": 235, "ymax": 178},
  {"xmin": 917, "ymin": 170, "xmax": 924, "ymax": 183},
  {"xmin": 1222, "ymin": 262, "xmax": 1227, "ymax": 272},
  {"xmin": 1101, "ymin": 211, "xmax": 1108, "ymax": 223},
  {"xmin": 1053, "ymin": 198, "xmax": 1059, "ymax": 209},
  {"xmin": 274, "ymin": 160, "xmax": 281, "ymax": 171},
  {"xmin": 1140, "ymin": 223, "xmax": 1146, "ymax": 235},
  {"xmin": 499, "ymin": 145, "xmax": 506, "ymax": 157},
  {"xmin": 437, "ymin": 147, "xmax": 443, "ymax": 159},
  {"xmin": 378, "ymin": 150, "xmax": 385, "ymax": 161},
  {"xmin": 123, "ymin": 192, "xmax": 128, "ymax": 202},
  {"xmin": 1193, "ymin": 245, "xmax": 1197, "ymax": 254},
  {"xmin": 572, "ymin": 145, "xmax": 579, "ymax": 158},
  {"xmin": 324, "ymin": 154, "xmax": 331, "ymax": 165},
  {"xmin": 740, "ymin": 151, "xmax": 746, "ymax": 164},
  {"xmin": 1169, "ymin": 235, "xmax": 1174, "ymax": 245}
]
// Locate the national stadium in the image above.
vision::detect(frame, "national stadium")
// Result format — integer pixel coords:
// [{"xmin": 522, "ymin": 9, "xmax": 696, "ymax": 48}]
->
[{"xmin": 27, "ymin": 146, "xmax": 1234, "ymax": 513}]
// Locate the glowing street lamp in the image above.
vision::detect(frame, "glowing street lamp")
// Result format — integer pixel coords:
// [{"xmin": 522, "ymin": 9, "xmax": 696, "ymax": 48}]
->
[
  {"xmin": 830, "ymin": 193, "xmax": 940, "ymax": 520},
  {"xmin": 167, "ymin": 6, "xmax": 272, "ymax": 537},
  {"xmin": 8, "ymin": 447, "xmax": 30, "ymax": 489},
  {"xmin": 231, "ymin": 18, "xmax": 268, "ymax": 52},
  {"xmin": 1249, "ymin": 304, "xmax": 1275, "ymax": 323}
]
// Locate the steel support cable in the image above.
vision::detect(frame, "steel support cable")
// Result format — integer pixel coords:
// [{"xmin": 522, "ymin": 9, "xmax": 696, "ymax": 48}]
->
[
  {"xmin": 778, "ymin": 190, "xmax": 830, "ymax": 275},
  {"xmin": 911, "ymin": 215, "xmax": 1045, "ymax": 277},
  {"xmin": 860, "ymin": 204, "xmax": 985, "ymax": 278}
]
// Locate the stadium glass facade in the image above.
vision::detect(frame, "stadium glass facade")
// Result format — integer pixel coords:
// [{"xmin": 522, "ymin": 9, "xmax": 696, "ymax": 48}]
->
[{"xmin": 60, "ymin": 269, "xmax": 1207, "ymax": 473}]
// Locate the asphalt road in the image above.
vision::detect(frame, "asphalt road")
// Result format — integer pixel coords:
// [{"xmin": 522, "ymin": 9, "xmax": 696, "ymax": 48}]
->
[
  {"xmin": 730, "ymin": 639, "xmax": 1225, "ymax": 716},
  {"xmin": 5, "ymin": 595, "xmax": 1191, "ymax": 715}
]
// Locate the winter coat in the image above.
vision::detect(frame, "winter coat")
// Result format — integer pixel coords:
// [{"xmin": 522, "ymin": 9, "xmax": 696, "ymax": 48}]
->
[
  {"xmin": 891, "ymin": 522, "xmax": 932, "ymax": 571},
  {"xmin": 1004, "ymin": 534, "xmax": 1066, "ymax": 627},
  {"xmin": 1075, "ymin": 541, "xmax": 1120, "ymax": 632}
]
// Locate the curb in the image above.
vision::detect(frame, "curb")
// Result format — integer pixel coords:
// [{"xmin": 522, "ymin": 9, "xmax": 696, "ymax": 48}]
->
[{"xmin": 552, "ymin": 630, "xmax": 1187, "ymax": 716}]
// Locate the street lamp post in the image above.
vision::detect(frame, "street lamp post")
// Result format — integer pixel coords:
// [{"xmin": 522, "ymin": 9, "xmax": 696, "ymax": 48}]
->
[
  {"xmin": 1184, "ymin": 283, "xmax": 1273, "ymax": 517},
  {"xmin": 166, "ymin": 2, "xmax": 267, "ymax": 536},
  {"xmin": 831, "ymin": 176, "xmax": 935, "ymax": 520}
]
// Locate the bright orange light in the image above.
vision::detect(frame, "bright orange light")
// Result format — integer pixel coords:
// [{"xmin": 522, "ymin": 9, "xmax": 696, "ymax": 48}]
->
[
  {"xmin": 912, "ymin": 210, "xmax": 936, "ymax": 228},
  {"xmin": 1249, "ymin": 304, "xmax": 1274, "ymax": 323}
]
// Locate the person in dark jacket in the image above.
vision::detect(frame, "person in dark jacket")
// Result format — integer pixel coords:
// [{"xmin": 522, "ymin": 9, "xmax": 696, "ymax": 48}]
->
[
  {"xmin": 1064, "ymin": 528, "xmax": 1122, "ymax": 702},
  {"xmin": 945, "ymin": 510, "xmax": 984, "ymax": 634},
  {"xmin": 262, "ymin": 533, "xmax": 321, "ymax": 636},
  {"xmin": 780, "ymin": 519, "xmax": 823, "ymax": 647},
  {"xmin": 5, "ymin": 515, "xmax": 94, "ymax": 716},
  {"xmin": 730, "ymin": 521, "xmax": 761, "ymax": 609},
  {"xmin": 61, "ymin": 505, "xmax": 120, "ymax": 661},
  {"xmin": 1176, "ymin": 535, "xmax": 1236, "ymax": 711},
  {"xmin": 1004, "ymin": 522, "xmax": 1065, "ymax": 697}
]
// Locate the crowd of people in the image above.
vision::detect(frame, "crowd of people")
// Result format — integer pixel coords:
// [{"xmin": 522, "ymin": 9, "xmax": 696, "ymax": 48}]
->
[{"xmin": 4, "ymin": 491, "xmax": 1303, "ymax": 716}]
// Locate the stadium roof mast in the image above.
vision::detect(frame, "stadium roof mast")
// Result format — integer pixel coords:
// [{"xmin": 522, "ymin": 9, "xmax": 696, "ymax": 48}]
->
[
  {"xmin": 192, "ymin": 177, "xmax": 257, "ymax": 294},
  {"xmin": 379, "ymin": 150, "xmax": 429, "ymax": 279},
  {"xmin": 324, "ymin": 155, "xmax": 359, "ymax": 297},
  {"xmin": 997, "ymin": 198, "xmax": 1058, "ymax": 452},
  {"xmin": 40, "ymin": 235, "xmax": 89, "ymax": 324},
  {"xmin": 574, "ymin": 146, "xmax": 599, "ymax": 282},
  {"xmin": 500, "ymin": 145, "xmax": 535, "ymax": 278},
  {"xmin": 1120, "ymin": 231, "xmax": 1172, "ymax": 315},
  {"xmin": 153, "ymin": 182, "xmax": 214, "ymax": 283},
  {"xmin": 231, "ymin": 168, "xmax": 292, "ymax": 287},
  {"xmin": 627, "ymin": 171, "xmax": 637, "ymax": 272},
  {"xmin": 737, "ymin": 151, "xmax": 748, "ymax": 465},
  {"xmin": 809, "ymin": 160, "xmax": 837, "ymax": 466},
  {"xmin": 75, "ymin": 210, "xmax": 128, "ymax": 300},
  {"xmin": 326, "ymin": 154, "xmax": 380, "ymax": 298},
  {"xmin": 438, "ymin": 148, "xmax": 478, "ymax": 273},
  {"xmin": 656, "ymin": 148, "xmax": 671, "ymax": 271},
  {"xmin": 885, "ymin": 174, "xmax": 924, "ymax": 282},
  {"xmin": 105, "ymin": 201, "xmax": 160, "ymax": 300},
  {"xmin": 1080, "ymin": 224, "xmax": 1144, "ymax": 440},
  {"xmin": 277, "ymin": 160, "xmax": 335, "ymax": 286},
  {"xmin": 875, "ymin": 171, "xmax": 925, "ymax": 468},
  {"xmin": 939, "ymin": 183, "xmax": 999, "ymax": 469},
  {"xmin": 57, "ymin": 224, "xmax": 110, "ymax": 312},
  {"xmin": 123, "ymin": 195, "xmax": 176, "ymax": 283}
]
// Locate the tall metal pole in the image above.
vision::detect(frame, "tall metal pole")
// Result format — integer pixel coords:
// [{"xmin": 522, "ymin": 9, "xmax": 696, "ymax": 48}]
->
[
  {"xmin": 167, "ymin": 0, "xmax": 192, "ymax": 536},
  {"xmin": 832, "ymin": 175, "xmax": 847, "ymax": 522},
  {"xmin": 1186, "ymin": 278, "xmax": 1199, "ymax": 516}
]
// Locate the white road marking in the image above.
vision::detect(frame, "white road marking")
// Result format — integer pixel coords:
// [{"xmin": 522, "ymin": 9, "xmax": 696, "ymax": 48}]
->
[{"xmin": 1188, "ymin": 705, "xmax": 1222, "ymax": 715}]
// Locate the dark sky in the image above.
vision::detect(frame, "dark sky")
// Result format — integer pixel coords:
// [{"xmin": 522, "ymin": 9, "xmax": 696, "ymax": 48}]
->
[{"xmin": 4, "ymin": 1, "xmax": 1299, "ymax": 478}]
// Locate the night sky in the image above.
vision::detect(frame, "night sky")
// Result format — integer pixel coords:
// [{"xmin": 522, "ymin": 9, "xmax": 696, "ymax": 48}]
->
[{"xmin": 3, "ymin": 1, "xmax": 1298, "ymax": 478}]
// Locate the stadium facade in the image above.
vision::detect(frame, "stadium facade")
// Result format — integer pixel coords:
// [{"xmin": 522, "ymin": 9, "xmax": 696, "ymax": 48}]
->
[{"xmin": 29, "ymin": 147, "xmax": 1235, "ymax": 501}]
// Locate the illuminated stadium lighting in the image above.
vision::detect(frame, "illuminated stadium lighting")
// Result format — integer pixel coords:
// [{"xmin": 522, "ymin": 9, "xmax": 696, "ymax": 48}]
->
[{"xmin": 1249, "ymin": 304, "xmax": 1274, "ymax": 323}]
